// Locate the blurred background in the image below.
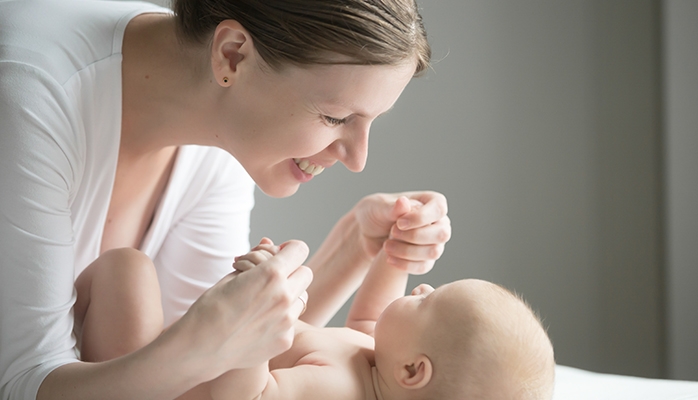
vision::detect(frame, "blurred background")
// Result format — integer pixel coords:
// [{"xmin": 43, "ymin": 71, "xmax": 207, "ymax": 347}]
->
[{"xmin": 144, "ymin": 0, "xmax": 697, "ymax": 381}]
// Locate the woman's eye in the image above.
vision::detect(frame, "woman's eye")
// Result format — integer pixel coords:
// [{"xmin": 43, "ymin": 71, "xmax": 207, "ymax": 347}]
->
[{"xmin": 323, "ymin": 115, "xmax": 347, "ymax": 126}]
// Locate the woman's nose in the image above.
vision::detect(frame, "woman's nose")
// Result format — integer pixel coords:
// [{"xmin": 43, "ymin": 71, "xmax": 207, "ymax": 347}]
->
[{"xmin": 340, "ymin": 124, "xmax": 370, "ymax": 173}]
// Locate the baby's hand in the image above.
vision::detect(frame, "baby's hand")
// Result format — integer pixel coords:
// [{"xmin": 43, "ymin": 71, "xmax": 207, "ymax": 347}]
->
[{"xmin": 233, "ymin": 237, "xmax": 280, "ymax": 273}]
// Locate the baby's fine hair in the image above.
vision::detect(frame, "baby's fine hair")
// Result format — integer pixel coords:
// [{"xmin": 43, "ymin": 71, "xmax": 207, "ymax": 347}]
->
[
  {"xmin": 419, "ymin": 282, "xmax": 555, "ymax": 400},
  {"xmin": 173, "ymin": 0, "xmax": 431, "ymax": 75}
]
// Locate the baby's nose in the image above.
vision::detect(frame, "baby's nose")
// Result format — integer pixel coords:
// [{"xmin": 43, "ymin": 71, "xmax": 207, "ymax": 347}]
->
[{"xmin": 411, "ymin": 284, "xmax": 435, "ymax": 296}]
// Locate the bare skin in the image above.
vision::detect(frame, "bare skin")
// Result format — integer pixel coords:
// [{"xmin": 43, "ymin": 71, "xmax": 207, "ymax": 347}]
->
[{"xmin": 100, "ymin": 146, "xmax": 177, "ymax": 251}]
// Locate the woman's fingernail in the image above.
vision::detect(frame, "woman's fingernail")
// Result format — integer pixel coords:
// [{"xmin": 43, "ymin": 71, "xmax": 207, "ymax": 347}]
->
[{"xmin": 397, "ymin": 218, "xmax": 409, "ymax": 229}]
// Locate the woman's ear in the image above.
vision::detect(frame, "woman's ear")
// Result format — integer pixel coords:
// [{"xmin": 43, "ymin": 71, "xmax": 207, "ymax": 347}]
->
[
  {"xmin": 210, "ymin": 20, "xmax": 254, "ymax": 87},
  {"xmin": 394, "ymin": 354, "xmax": 433, "ymax": 390}
]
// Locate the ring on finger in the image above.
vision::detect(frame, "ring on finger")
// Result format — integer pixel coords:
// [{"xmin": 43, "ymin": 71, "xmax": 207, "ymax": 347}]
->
[{"xmin": 298, "ymin": 296, "xmax": 307, "ymax": 316}]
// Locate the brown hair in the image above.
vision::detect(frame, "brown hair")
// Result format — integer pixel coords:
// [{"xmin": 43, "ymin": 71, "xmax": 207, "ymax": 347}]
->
[{"xmin": 173, "ymin": 0, "xmax": 431, "ymax": 76}]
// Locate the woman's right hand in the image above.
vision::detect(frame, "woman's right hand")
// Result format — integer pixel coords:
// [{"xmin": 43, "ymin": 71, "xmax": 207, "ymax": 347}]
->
[{"xmin": 168, "ymin": 240, "xmax": 313, "ymax": 380}]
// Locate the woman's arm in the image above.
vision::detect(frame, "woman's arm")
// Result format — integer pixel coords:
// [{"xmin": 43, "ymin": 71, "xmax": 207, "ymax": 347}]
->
[{"xmin": 300, "ymin": 209, "xmax": 373, "ymax": 327}]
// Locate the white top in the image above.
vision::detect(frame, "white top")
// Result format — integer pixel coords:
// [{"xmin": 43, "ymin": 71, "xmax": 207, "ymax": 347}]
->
[{"xmin": 0, "ymin": 0, "xmax": 256, "ymax": 398}]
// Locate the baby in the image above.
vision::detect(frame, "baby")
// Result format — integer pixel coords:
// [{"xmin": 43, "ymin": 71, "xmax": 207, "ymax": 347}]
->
[
  {"xmin": 206, "ymin": 240, "xmax": 556, "ymax": 400},
  {"xmin": 76, "ymin": 239, "xmax": 555, "ymax": 400}
]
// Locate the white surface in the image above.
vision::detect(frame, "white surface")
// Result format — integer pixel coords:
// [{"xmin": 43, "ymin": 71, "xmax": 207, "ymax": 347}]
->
[{"xmin": 554, "ymin": 365, "xmax": 698, "ymax": 400}]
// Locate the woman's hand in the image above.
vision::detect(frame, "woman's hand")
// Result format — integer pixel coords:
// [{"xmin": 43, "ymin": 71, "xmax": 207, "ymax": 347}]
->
[
  {"xmin": 170, "ymin": 240, "xmax": 313, "ymax": 380},
  {"xmin": 354, "ymin": 191, "xmax": 451, "ymax": 275}
]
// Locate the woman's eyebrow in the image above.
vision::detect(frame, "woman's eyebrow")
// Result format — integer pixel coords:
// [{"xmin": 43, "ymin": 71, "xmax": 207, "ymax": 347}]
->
[{"xmin": 320, "ymin": 99, "xmax": 396, "ymax": 119}]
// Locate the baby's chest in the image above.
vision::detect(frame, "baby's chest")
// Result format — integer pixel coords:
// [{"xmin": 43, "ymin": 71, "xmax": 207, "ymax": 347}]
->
[{"xmin": 272, "ymin": 328, "xmax": 374, "ymax": 370}]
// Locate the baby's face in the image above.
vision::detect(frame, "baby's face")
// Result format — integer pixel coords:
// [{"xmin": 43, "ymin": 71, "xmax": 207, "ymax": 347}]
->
[
  {"xmin": 374, "ymin": 279, "xmax": 555, "ymax": 399},
  {"xmin": 374, "ymin": 279, "xmax": 534, "ymax": 358},
  {"xmin": 375, "ymin": 283, "xmax": 434, "ymax": 336},
  {"xmin": 373, "ymin": 282, "xmax": 452, "ymax": 357}
]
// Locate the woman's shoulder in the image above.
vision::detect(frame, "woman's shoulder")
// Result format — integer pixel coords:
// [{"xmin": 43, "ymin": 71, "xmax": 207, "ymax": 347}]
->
[{"xmin": 0, "ymin": 0, "xmax": 168, "ymax": 85}]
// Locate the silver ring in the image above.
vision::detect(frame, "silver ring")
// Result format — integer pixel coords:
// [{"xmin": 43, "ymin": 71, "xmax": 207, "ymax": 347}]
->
[{"xmin": 298, "ymin": 296, "xmax": 307, "ymax": 316}]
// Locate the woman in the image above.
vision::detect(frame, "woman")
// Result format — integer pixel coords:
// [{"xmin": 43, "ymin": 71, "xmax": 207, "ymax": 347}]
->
[{"xmin": 0, "ymin": 0, "xmax": 450, "ymax": 399}]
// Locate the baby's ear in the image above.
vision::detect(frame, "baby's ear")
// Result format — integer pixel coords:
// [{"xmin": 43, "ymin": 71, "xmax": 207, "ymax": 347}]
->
[{"xmin": 394, "ymin": 354, "xmax": 433, "ymax": 390}]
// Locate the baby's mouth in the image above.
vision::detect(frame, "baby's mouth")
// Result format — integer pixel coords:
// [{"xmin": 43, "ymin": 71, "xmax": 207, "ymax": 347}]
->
[{"xmin": 294, "ymin": 158, "xmax": 325, "ymax": 176}]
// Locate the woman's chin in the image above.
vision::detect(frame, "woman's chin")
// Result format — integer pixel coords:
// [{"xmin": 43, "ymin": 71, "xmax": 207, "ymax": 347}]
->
[{"xmin": 257, "ymin": 181, "xmax": 301, "ymax": 198}]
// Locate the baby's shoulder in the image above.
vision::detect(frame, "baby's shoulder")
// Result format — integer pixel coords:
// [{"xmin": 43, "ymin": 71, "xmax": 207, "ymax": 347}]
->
[
  {"xmin": 316, "ymin": 326, "xmax": 375, "ymax": 349},
  {"xmin": 271, "ymin": 325, "xmax": 374, "ymax": 369},
  {"xmin": 269, "ymin": 325, "xmax": 376, "ymax": 400},
  {"xmin": 294, "ymin": 326, "xmax": 374, "ymax": 359}
]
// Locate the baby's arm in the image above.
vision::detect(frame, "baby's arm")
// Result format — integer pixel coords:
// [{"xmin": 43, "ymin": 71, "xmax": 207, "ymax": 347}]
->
[
  {"xmin": 344, "ymin": 250, "xmax": 408, "ymax": 335},
  {"xmin": 212, "ymin": 357, "xmax": 361, "ymax": 400},
  {"xmin": 345, "ymin": 198, "xmax": 420, "ymax": 336}
]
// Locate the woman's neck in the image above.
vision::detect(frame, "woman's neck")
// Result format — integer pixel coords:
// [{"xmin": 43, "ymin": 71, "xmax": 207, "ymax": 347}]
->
[{"xmin": 120, "ymin": 13, "xmax": 219, "ymax": 158}]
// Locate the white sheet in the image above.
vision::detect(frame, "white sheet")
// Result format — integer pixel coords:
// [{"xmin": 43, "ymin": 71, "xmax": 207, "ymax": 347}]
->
[{"xmin": 553, "ymin": 365, "xmax": 698, "ymax": 400}]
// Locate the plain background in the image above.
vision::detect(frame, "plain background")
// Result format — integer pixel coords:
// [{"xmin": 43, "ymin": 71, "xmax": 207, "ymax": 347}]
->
[{"xmin": 139, "ymin": 0, "xmax": 697, "ymax": 380}]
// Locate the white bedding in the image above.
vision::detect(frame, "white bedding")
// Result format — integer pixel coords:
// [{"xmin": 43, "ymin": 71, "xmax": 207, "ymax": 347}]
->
[{"xmin": 554, "ymin": 365, "xmax": 698, "ymax": 400}]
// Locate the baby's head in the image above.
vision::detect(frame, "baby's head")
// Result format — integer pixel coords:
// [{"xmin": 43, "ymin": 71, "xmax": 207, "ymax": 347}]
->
[{"xmin": 373, "ymin": 279, "xmax": 555, "ymax": 400}]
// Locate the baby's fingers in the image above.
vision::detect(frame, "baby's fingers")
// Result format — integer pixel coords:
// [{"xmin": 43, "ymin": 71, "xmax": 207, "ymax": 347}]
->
[
  {"xmin": 233, "ymin": 259, "xmax": 257, "ymax": 272},
  {"xmin": 251, "ymin": 240, "xmax": 280, "ymax": 255},
  {"xmin": 233, "ymin": 249, "xmax": 275, "ymax": 272}
]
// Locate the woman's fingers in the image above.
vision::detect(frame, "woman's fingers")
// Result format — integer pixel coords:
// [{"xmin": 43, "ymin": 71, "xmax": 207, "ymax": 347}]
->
[
  {"xmin": 386, "ymin": 257, "xmax": 436, "ymax": 275},
  {"xmin": 384, "ymin": 239, "xmax": 445, "ymax": 262},
  {"xmin": 263, "ymin": 240, "xmax": 309, "ymax": 277},
  {"xmin": 389, "ymin": 215, "xmax": 451, "ymax": 245},
  {"xmin": 189, "ymin": 240, "xmax": 312, "ymax": 372},
  {"xmin": 395, "ymin": 191, "xmax": 448, "ymax": 230}
]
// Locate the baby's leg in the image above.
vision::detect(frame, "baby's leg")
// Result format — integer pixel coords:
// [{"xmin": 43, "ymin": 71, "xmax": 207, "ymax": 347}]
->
[{"xmin": 73, "ymin": 248, "xmax": 164, "ymax": 362}]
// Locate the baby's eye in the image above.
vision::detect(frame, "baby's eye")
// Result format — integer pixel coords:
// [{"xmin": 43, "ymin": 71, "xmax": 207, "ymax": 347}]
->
[{"xmin": 323, "ymin": 115, "xmax": 347, "ymax": 126}]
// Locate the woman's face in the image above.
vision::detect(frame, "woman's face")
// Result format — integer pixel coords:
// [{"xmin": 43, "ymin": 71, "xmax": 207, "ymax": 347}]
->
[{"xmin": 217, "ymin": 60, "xmax": 416, "ymax": 198}]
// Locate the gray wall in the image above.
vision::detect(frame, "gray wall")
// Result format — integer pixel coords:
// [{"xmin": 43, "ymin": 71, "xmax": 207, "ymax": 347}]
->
[
  {"xmin": 664, "ymin": 0, "xmax": 698, "ymax": 382},
  {"xmin": 251, "ymin": 0, "xmax": 669, "ymax": 378}
]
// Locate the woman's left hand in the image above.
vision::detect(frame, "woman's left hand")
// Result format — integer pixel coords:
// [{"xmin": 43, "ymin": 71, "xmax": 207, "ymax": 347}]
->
[{"xmin": 354, "ymin": 191, "xmax": 451, "ymax": 275}]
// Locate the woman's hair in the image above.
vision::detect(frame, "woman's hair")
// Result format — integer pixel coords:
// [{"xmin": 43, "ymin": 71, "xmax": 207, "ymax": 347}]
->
[{"xmin": 173, "ymin": 0, "xmax": 431, "ymax": 76}]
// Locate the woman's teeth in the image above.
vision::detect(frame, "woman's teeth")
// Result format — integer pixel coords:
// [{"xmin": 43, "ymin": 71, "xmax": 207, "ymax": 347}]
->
[{"xmin": 294, "ymin": 158, "xmax": 325, "ymax": 176}]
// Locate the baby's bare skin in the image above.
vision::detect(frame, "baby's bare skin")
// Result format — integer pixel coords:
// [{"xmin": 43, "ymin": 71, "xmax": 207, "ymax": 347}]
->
[{"xmin": 266, "ymin": 321, "xmax": 378, "ymax": 400}]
